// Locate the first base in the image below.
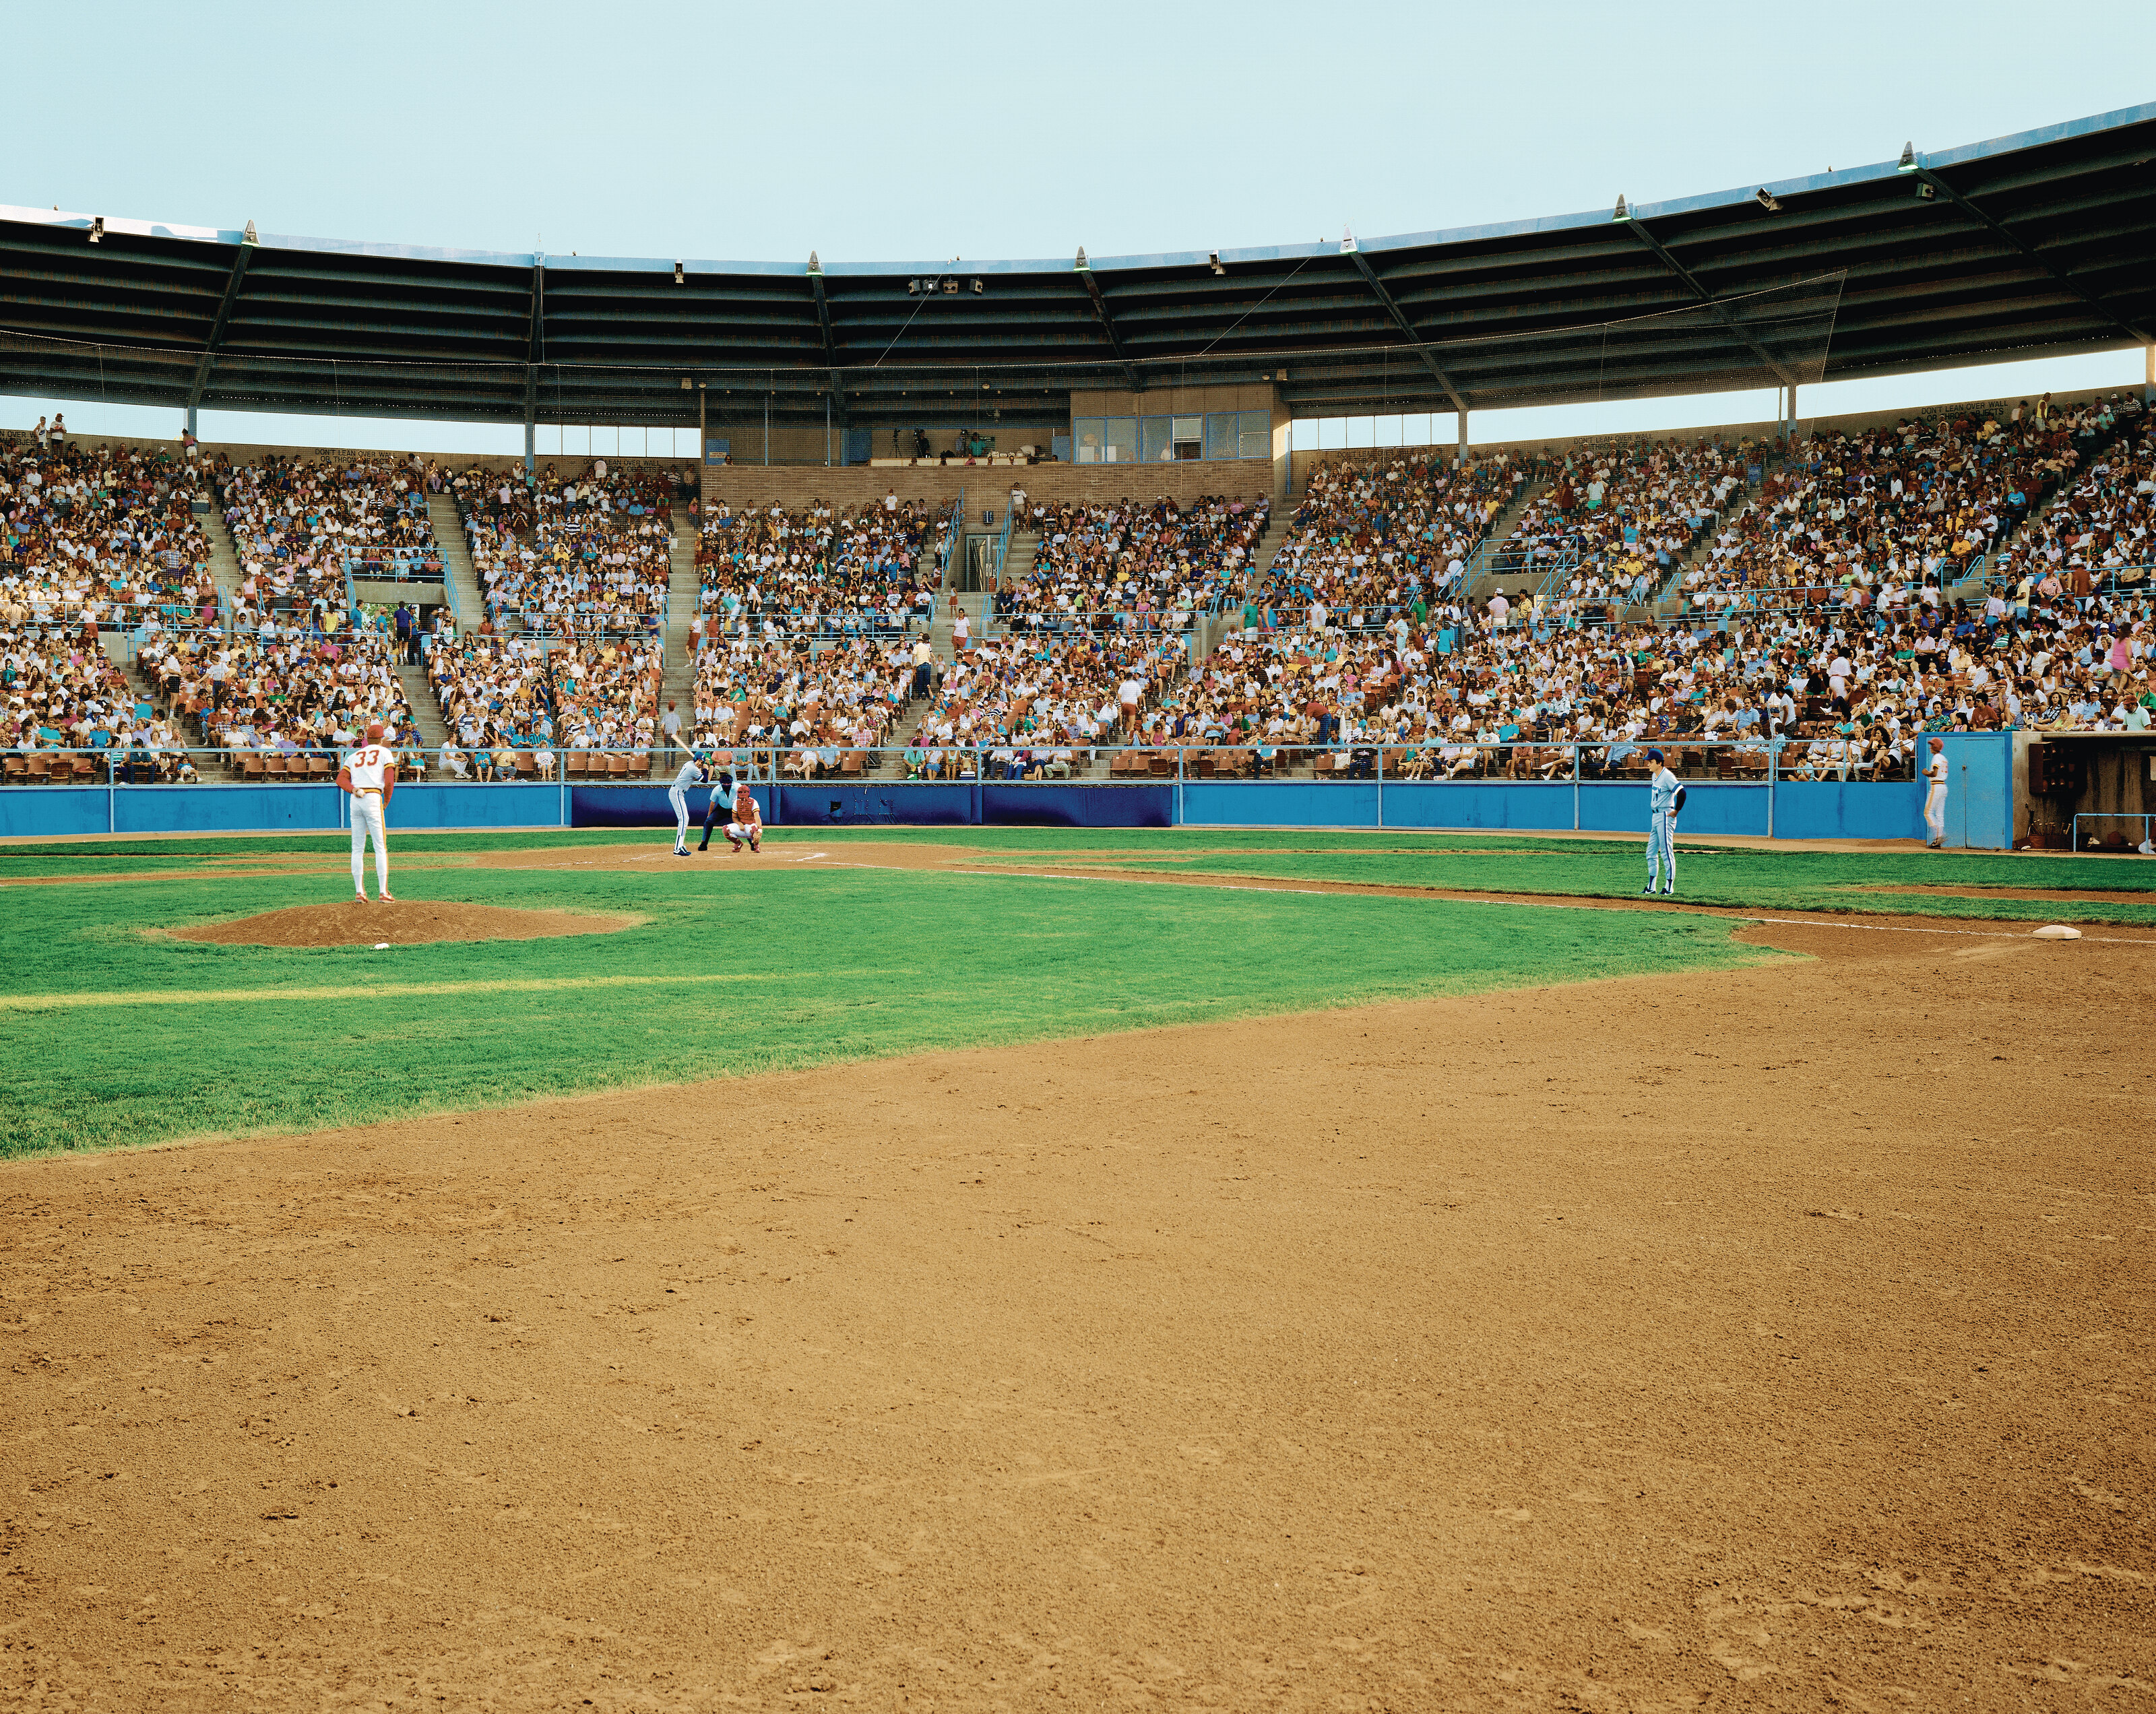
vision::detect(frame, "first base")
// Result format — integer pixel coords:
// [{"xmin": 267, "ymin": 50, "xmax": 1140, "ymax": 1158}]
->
[{"xmin": 2031, "ymin": 924, "xmax": 2083, "ymax": 940}]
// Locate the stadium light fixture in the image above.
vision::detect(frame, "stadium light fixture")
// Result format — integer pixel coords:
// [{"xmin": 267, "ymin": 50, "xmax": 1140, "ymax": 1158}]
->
[
  {"xmin": 971, "ymin": 278, "xmax": 984, "ymax": 294},
  {"xmin": 1611, "ymin": 195, "xmax": 1630, "ymax": 222},
  {"xmin": 1916, "ymin": 182, "xmax": 1936, "ymax": 201},
  {"xmin": 1339, "ymin": 225, "xmax": 1357, "ymax": 254},
  {"xmin": 941, "ymin": 277, "xmax": 958, "ymax": 294},
  {"xmin": 674, "ymin": 260, "xmax": 685, "ymax": 285},
  {"xmin": 1897, "ymin": 141, "xmax": 1917, "ymax": 172},
  {"xmin": 907, "ymin": 278, "xmax": 920, "ymax": 294},
  {"xmin": 1208, "ymin": 250, "xmax": 1224, "ymax": 275},
  {"xmin": 1754, "ymin": 188, "xmax": 1782, "ymax": 213},
  {"xmin": 1074, "ymin": 247, "xmax": 1089, "ymax": 272},
  {"xmin": 806, "ymin": 250, "xmax": 822, "ymax": 275},
  {"xmin": 88, "ymin": 216, "xmax": 103, "ymax": 244},
  {"xmin": 243, "ymin": 220, "xmax": 259, "ymax": 245}
]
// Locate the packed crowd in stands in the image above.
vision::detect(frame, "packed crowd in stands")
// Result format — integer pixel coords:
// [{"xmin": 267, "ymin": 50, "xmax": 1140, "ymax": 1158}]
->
[
  {"xmin": 220, "ymin": 453, "xmax": 442, "ymax": 632},
  {"xmin": 695, "ymin": 496, "xmax": 938, "ymax": 642},
  {"xmin": 1234, "ymin": 449, "xmax": 1532, "ymax": 630},
  {"xmin": 1676, "ymin": 408, "xmax": 2077, "ymax": 619},
  {"xmin": 1129, "ymin": 400, "xmax": 2154, "ymax": 778},
  {"xmin": 689, "ymin": 634, "xmax": 916, "ymax": 772},
  {"xmin": 909, "ymin": 631, "xmax": 1189, "ymax": 777},
  {"xmin": 458, "ymin": 462, "xmax": 680, "ymax": 637},
  {"xmin": 1, "ymin": 437, "xmax": 220, "ymax": 633},
  {"xmin": 990, "ymin": 495, "xmax": 1269, "ymax": 633},
  {"xmin": 127, "ymin": 629, "xmax": 421, "ymax": 765},
  {"xmin": 1509, "ymin": 439, "xmax": 1752, "ymax": 623}
]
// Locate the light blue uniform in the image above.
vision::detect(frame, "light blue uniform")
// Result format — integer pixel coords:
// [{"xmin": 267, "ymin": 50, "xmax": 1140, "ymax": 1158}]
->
[
  {"xmin": 1647, "ymin": 765, "xmax": 1680, "ymax": 891},
  {"xmin": 668, "ymin": 757, "xmax": 707, "ymax": 852}
]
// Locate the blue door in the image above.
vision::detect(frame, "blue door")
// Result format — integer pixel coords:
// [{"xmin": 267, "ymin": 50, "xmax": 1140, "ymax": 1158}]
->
[{"xmin": 1938, "ymin": 732, "xmax": 2010, "ymax": 849}]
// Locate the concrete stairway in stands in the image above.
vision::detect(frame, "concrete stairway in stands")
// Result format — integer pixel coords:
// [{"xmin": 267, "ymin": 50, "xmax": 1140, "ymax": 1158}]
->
[
  {"xmin": 425, "ymin": 494, "xmax": 486, "ymax": 633},
  {"xmin": 1459, "ymin": 478, "xmax": 1552, "ymax": 607},
  {"xmin": 396, "ymin": 662, "xmax": 449, "ymax": 751},
  {"xmin": 197, "ymin": 507, "xmax": 245, "ymax": 617},
  {"xmin": 660, "ymin": 517, "xmax": 701, "ymax": 740},
  {"xmin": 100, "ymin": 635, "xmax": 160, "ymax": 713}
]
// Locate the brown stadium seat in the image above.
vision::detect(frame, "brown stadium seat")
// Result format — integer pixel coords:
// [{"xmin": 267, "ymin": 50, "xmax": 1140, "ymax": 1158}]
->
[
  {"xmin": 604, "ymin": 754, "xmax": 628, "ymax": 780},
  {"xmin": 241, "ymin": 755, "xmax": 265, "ymax": 780},
  {"xmin": 842, "ymin": 750, "xmax": 864, "ymax": 777},
  {"xmin": 264, "ymin": 756, "xmax": 287, "ymax": 780},
  {"xmin": 47, "ymin": 756, "xmax": 76, "ymax": 786},
  {"xmin": 629, "ymin": 752, "xmax": 652, "ymax": 776}
]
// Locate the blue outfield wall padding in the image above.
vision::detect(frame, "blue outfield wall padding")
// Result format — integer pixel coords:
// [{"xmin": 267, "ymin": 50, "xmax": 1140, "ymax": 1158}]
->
[
  {"xmin": 1375, "ymin": 782, "xmax": 1576, "ymax": 831},
  {"xmin": 1179, "ymin": 780, "xmax": 1381, "ymax": 827},
  {"xmin": 0, "ymin": 786, "xmax": 109, "ymax": 838},
  {"xmin": 981, "ymin": 784, "xmax": 1173, "ymax": 827},
  {"xmin": 1577, "ymin": 782, "xmax": 1771, "ymax": 838},
  {"xmin": 571, "ymin": 783, "xmax": 775, "ymax": 829},
  {"xmin": 777, "ymin": 784, "xmax": 976, "ymax": 825},
  {"xmin": 116, "ymin": 784, "xmax": 344, "ymax": 833},
  {"xmin": 1773, "ymin": 781, "xmax": 1922, "ymax": 842},
  {"xmin": 388, "ymin": 784, "xmax": 564, "ymax": 829}
]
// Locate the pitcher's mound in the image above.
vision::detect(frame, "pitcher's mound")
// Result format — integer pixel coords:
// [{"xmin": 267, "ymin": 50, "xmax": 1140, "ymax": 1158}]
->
[{"xmin": 172, "ymin": 901, "xmax": 640, "ymax": 948}]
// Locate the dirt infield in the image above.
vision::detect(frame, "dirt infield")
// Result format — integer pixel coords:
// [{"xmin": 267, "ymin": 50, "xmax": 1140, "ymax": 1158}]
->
[
  {"xmin": 169, "ymin": 900, "xmax": 641, "ymax": 947},
  {"xmin": 3, "ymin": 929, "xmax": 2147, "ymax": 1710}
]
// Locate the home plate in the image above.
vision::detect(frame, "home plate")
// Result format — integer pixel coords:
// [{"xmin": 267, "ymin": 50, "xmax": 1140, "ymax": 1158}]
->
[{"xmin": 2032, "ymin": 924, "xmax": 2083, "ymax": 940}]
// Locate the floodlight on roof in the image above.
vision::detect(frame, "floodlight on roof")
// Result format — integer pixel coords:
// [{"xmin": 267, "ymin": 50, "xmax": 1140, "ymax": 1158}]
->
[
  {"xmin": 88, "ymin": 217, "xmax": 103, "ymax": 244},
  {"xmin": 1897, "ymin": 141, "xmax": 1917, "ymax": 172},
  {"xmin": 1074, "ymin": 246, "xmax": 1089, "ymax": 272},
  {"xmin": 1754, "ymin": 188, "xmax": 1783, "ymax": 213},
  {"xmin": 1612, "ymin": 194, "xmax": 1630, "ymax": 222},
  {"xmin": 907, "ymin": 278, "xmax": 920, "ymax": 294},
  {"xmin": 243, "ymin": 220, "xmax": 259, "ymax": 246},
  {"xmin": 673, "ymin": 260, "xmax": 685, "ymax": 284},
  {"xmin": 1208, "ymin": 250, "xmax": 1224, "ymax": 275},
  {"xmin": 1916, "ymin": 181, "xmax": 1936, "ymax": 201},
  {"xmin": 941, "ymin": 277, "xmax": 958, "ymax": 294},
  {"xmin": 971, "ymin": 277, "xmax": 983, "ymax": 294},
  {"xmin": 806, "ymin": 250, "xmax": 821, "ymax": 274}
]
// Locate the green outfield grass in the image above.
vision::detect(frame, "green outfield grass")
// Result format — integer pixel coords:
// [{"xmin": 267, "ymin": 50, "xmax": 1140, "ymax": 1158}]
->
[
  {"xmin": 1, "ymin": 859, "xmax": 1789, "ymax": 1159},
  {"xmin": 960, "ymin": 844, "xmax": 2156, "ymax": 926}
]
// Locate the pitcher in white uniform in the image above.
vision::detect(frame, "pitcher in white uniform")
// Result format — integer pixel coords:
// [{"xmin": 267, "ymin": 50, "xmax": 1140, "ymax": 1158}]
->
[
  {"xmin": 1923, "ymin": 736, "xmax": 1948, "ymax": 848},
  {"xmin": 337, "ymin": 722, "xmax": 398, "ymax": 902}
]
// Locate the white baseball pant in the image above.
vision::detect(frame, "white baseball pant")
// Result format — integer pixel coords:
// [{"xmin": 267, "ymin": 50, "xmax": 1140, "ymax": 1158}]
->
[
  {"xmin": 1924, "ymin": 784, "xmax": 1946, "ymax": 844},
  {"xmin": 668, "ymin": 784, "xmax": 690, "ymax": 850},
  {"xmin": 1647, "ymin": 811, "xmax": 1676, "ymax": 891},
  {"xmin": 726, "ymin": 821, "xmax": 759, "ymax": 845},
  {"xmin": 351, "ymin": 792, "xmax": 389, "ymax": 895}
]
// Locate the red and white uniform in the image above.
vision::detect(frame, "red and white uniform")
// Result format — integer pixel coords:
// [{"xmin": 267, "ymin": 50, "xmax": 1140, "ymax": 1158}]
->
[
  {"xmin": 726, "ymin": 782, "xmax": 761, "ymax": 848},
  {"xmin": 346, "ymin": 742, "xmax": 393, "ymax": 893}
]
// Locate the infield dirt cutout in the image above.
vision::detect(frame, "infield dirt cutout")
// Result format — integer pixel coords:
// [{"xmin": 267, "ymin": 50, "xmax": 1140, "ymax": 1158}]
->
[
  {"xmin": 169, "ymin": 899, "xmax": 642, "ymax": 947},
  {"xmin": 3, "ymin": 922, "xmax": 2148, "ymax": 1709}
]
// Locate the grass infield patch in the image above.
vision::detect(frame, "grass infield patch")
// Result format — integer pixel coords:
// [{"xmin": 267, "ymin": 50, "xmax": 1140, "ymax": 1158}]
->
[{"xmin": 2, "ymin": 861, "xmax": 1785, "ymax": 1157}]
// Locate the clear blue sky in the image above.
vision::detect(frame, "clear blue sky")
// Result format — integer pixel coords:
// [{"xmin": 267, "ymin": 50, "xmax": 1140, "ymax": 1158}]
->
[{"xmin": 9, "ymin": 0, "xmax": 2153, "ymax": 452}]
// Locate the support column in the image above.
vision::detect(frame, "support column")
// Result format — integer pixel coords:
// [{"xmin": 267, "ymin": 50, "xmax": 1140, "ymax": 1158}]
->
[
  {"xmin": 1457, "ymin": 408, "xmax": 1469, "ymax": 468},
  {"xmin": 698, "ymin": 385, "xmax": 707, "ymax": 466},
  {"xmin": 2145, "ymin": 340, "xmax": 2153, "ymax": 405},
  {"xmin": 185, "ymin": 403, "xmax": 198, "ymax": 437}
]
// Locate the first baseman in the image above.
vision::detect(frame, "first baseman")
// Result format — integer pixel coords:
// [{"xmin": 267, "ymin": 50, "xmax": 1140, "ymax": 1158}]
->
[
  {"xmin": 337, "ymin": 722, "xmax": 398, "ymax": 901},
  {"xmin": 1643, "ymin": 747, "xmax": 1679, "ymax": 896}
]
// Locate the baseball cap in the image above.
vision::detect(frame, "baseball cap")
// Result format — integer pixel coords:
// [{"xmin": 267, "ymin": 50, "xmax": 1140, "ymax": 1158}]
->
[{"xmin": 1645, "ymin": 748, "xmax": 1664, "ymax": 763}]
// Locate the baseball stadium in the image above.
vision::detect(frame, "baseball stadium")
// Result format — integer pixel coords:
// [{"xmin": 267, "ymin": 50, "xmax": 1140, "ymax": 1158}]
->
[{"xmin": 4, "ymin": 13, "xmax": 2154, "ymax": 1709}]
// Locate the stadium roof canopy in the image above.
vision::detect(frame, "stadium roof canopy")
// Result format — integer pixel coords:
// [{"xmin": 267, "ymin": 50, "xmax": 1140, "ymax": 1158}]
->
[{"xmin": 3, "ymin": 103, "xmax": 2153, "ymax": 431}]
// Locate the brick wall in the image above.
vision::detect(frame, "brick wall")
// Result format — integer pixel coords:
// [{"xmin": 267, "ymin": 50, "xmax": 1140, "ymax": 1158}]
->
[{"xmin": 700, "ymin": 459, "xmax": 1275, "ymax": 513}]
